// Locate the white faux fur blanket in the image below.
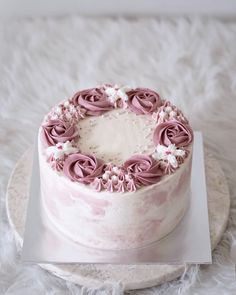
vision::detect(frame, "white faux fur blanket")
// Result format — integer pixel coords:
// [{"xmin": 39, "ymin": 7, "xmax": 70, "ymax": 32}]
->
[{"xmin": 1, "ymin": 16, "xmax": 236, "ymax": 295}]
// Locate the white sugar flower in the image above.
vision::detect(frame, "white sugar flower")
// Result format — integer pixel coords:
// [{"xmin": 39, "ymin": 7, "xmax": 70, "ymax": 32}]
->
[
  {"xmin": 46, "ymin": 141, "xmax": 79, "ymax": 160},
  {"xmin": 105, "ymin": 87, "xmax": 118, "ymax": 103},
  {"xmin": 105, "ymin": 85, "xmax": 131, "ymax": 104},
  {"xmin": 153, "ymin": 144, "xmax": 185, "ymax": 169}
]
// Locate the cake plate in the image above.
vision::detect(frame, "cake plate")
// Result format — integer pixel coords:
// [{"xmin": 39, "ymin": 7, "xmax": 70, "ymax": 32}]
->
[{"xmin": 6, "ymin": 148, "xmax": 230, "ymax": 291}]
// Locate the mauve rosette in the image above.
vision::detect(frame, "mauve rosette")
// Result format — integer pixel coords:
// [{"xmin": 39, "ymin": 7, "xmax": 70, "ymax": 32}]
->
[
  {"xmin": 123, "ymin": 155, "xmax": 164, "ymax": 186},
  {"xmin": 153, "ymin": 120, "xmax": 193, "ymax": 148},
  {"xmin": 127, "ymin": 88, "xmax": 162, "ymax": 115},
  {"xmin": 72, "ymin": 87, "xmax": 113, "ymax": 116},
  {"xmin": 42, "ymin": 119, "xmax": 78, "ymax": 146},
  {"xmin": 63, "ymin": 153, "xmax": 105, "ymax": 184}
]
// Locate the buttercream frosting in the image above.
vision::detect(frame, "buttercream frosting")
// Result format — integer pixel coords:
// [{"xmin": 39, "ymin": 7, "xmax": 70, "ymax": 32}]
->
[
  {"xmin": 42, "ymin": 119, "xmax": 78, "ymax": 146},
  {"xmin": 153, "ymin": 120, "xmax": 193, "ymax": 148},
  {"xmin": 127, "ymin": 88, "xmax": 162, "ymax": 115},
  {"xmin": 63, "ymin": 153, "xmax": 105, "ymax": 184},
  {"xmin": 72, "ymin": 87, "xmax": 113, "ymax": 116},
  {"xmin": 123, "ymin": 155, "xmax": 164, "ymax": 186}
]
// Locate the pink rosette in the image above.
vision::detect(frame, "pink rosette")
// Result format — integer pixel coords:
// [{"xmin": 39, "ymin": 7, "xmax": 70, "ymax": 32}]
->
[
  {"xmin": 72, "ymin": 87, "xmax": 113, "ymax": 116},
  {"xmin": 153, "ymin": 120, "xmax": 193, "ymax": 148},
  {"xmin": 123, "ymin": 155, "xmax": 163, "ymax": 186},
  {"xmin": 127, "ymin": 88, "xmax": 162, "ymax": 115},
  {"xmin": 42, "ymin": 119, "xmax": 78, "ymax": 146},
  {"xmin": 63, "ymin": 153, "xmax": 105, "ymax": 184}
]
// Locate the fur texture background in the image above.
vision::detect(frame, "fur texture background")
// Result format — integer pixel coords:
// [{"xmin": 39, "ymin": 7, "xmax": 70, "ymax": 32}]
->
[{"xmin": 0, "ymin": 16, "xmax": 236, "ymax": 294}]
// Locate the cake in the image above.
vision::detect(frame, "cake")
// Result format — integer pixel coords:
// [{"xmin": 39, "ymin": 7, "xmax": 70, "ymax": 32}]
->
[{"xmin": 38, "ymin": 85, "xmax": 194, "ymax": 250}]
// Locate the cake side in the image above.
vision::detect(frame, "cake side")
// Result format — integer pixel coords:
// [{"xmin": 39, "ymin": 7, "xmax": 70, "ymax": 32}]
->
[{"xmin": 39, "ymin": 134, "xmax": 192, "ymax": 249}]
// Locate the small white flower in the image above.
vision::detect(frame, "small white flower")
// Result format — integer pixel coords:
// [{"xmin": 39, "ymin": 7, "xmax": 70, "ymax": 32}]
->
[
  {"xmin": 46, "ymin": 144, "xmax": 64, "ymax": 160},
  {"xmin": 153, "ymin": 144, "xmax": 186, "ymax": 169},
  {"xmin": 105, "ymin": 85, "xmax": 131, "ymax": 104},
  {"xmin": 46, "ymin": 141, "xmax": 79, "ymax": 160},
  {"xmin": 105, "ymin": 87, "xmax": 118, "ymax": 103}
]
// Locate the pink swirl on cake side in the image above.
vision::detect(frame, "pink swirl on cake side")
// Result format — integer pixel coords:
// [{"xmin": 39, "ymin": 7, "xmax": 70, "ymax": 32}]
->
[
  {"xmin": 42, "ymin": 119, "xmax": 78, "ymax": 146},
  {"xmin": 127, "ymin": 88, "xmax": 162, "ymax": 115},
  {"xmin": 123, "ymin": 155, "xmax": 164, "ymax": 186},
  {"xmin": 153, "ymin": 120, "xmax": 193, "ymax": 148},
  {"xmin": 72, "ymin": 87, "xmax": 113, "ymax": 116},
  {"xmin": 63, "ymin": 153, "xmax": 105, "ymax": 184}
]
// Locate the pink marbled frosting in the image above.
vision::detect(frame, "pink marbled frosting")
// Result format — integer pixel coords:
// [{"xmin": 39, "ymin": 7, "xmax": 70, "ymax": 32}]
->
[{"xmin": 39, "ymin": 134, "xmax": 192, "ymax": 250}]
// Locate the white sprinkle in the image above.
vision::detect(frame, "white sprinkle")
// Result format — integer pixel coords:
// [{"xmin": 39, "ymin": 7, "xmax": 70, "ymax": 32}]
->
[
  {"xmin": 112, "ymin": 166, "xmax": 119, "ymax": 173},
  {"xmin": 64, "ymin": 101, "xmax": 70, "ymax": 107},
  {"xmin": 159, "ymin": 110, "xmax": 167, "ymax": 118},
  {"xmin": 65, "ymin": 113, "xmax": 72, "ymax": 120},
  {"xmin": 164, "ymin": 106, "xmax": 172, "ymax": 113},
  {"xmin": 102, "ymin": 173, "xmax": 109, "ymax": 181},
  {"xmin": 169, "ymin": 111, "xmax": 177, "ymax": 118},
  {"xmin": 111, "ymin": 175, "xmax": 118, "ymax": 182}
]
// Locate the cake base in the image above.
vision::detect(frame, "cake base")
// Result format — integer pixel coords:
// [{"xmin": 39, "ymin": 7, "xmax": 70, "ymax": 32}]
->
[{"xmin": 6, "ymin": 148, "xmax": 230, "ymax": 290}]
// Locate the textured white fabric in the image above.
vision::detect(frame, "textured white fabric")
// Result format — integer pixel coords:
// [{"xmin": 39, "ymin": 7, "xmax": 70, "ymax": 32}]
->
[{"xmin": 0, "ymin": 16, "xmax": 236, "ymax": 295}]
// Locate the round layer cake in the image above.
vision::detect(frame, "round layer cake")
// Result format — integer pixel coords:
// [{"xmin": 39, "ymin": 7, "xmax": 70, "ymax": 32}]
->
[{"xmin": 38, "ymin": 85, "xmax": 194, "ymax": 250}]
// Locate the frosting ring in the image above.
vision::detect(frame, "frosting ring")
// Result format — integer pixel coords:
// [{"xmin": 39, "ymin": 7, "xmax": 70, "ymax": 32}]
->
[{"xmin": 41, "ymin": 85, "xmax": 193, "ymax": 193}]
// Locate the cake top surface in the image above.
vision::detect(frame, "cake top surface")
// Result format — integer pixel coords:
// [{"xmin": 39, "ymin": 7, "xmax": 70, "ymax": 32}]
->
[
  {"xmin": 78, "ymin": 108, "xmax": 156, "ymax": 165},
  {"xmin": 39, "ymin": 84, "xmax": 193, "ymax": 193}
]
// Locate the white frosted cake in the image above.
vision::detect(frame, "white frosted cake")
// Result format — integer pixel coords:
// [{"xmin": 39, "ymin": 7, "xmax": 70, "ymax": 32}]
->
[{"xmin": 38, "ymin": 85, "xmax": 194, "ymax": 250}]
